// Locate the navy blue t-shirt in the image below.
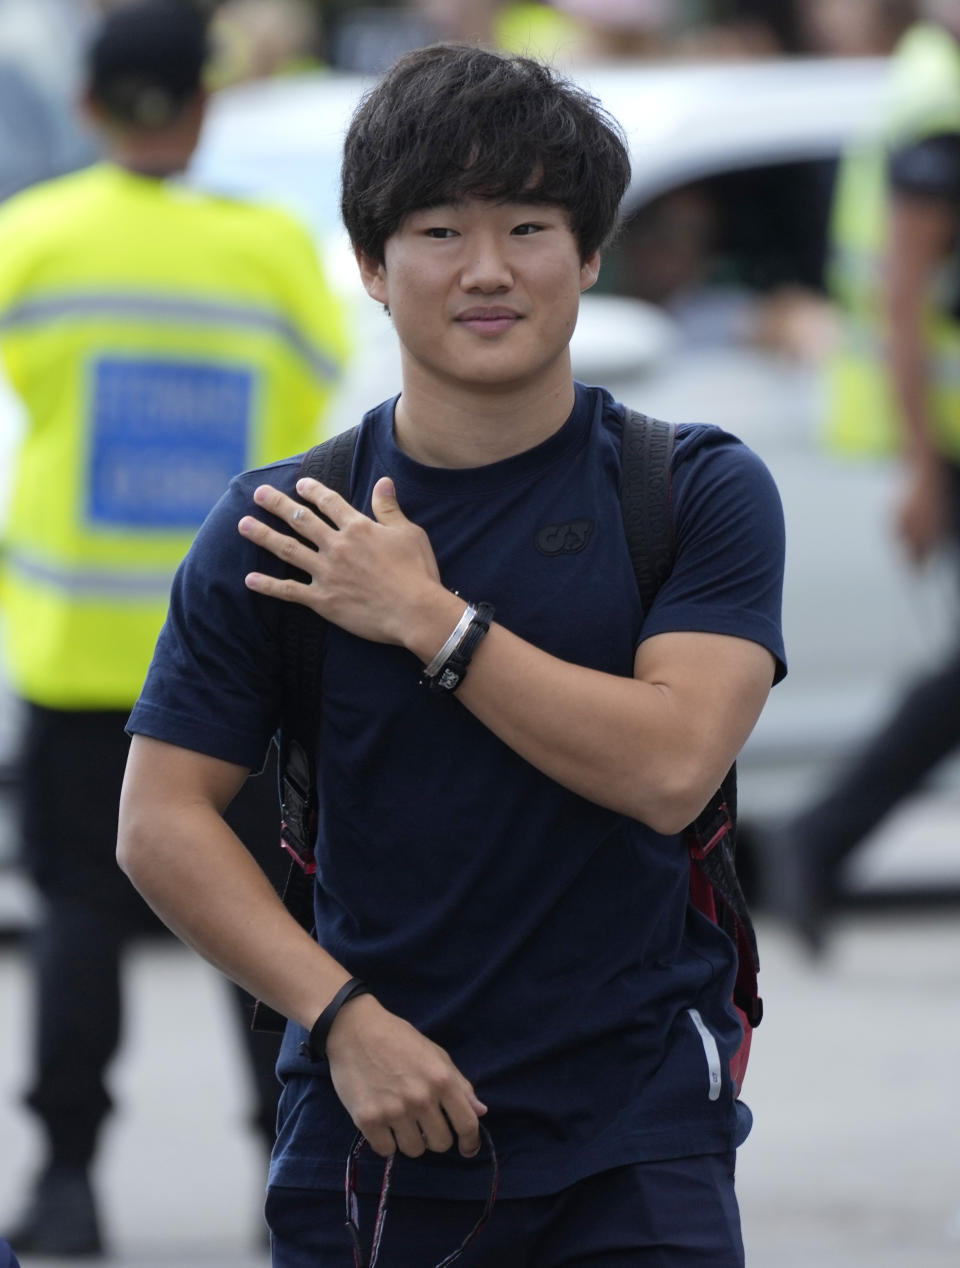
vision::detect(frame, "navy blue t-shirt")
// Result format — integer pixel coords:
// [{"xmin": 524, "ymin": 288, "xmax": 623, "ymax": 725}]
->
[{"xmin": 128, "ymin": 382, "xmax": 786, "ymax": 1200}]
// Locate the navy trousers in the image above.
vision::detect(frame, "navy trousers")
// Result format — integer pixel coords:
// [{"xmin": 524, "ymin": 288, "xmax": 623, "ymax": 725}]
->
[
  {"xmin": 18, "ymin": 704, "xmax": 286, "ymax": 1165},
  {"xmin": 266, "ymin": 1153, "xmax": 745, "ymax": 1268}
]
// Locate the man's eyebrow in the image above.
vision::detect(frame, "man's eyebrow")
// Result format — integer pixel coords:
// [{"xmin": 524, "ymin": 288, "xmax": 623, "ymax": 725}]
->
[
  {"xmin": 406, "ymin": 195, "xmax": 562, "ymax": 214},
  {"xmin": 403, "ymin": 202, "xmax": 460, "ymax": 217}
]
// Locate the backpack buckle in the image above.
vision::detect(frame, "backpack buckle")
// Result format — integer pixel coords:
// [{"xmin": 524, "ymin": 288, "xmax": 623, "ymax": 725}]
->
[
  {"xmin": 279, "ymin": 739, "xmax": 317, "ymax": 873},
  {"xmin": 686, "ymin": 797, "xmax": 733, "ymax": 860},
  {"xmin": 280, "ymin": 820, "xmax": 317, "ymax": 874}
]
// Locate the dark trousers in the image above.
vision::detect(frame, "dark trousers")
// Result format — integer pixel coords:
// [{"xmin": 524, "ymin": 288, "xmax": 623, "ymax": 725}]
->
[
  {"xmin": 795, "ymin": 463, "xmax": 960, "ymax": 889},
  {"xmin": 266, "ymin": 1154, "xmax": 744, "ymax": 1267},
  {"xmin": 17, "ymin": 704, "xmax": 287, "ymax": 1167}
]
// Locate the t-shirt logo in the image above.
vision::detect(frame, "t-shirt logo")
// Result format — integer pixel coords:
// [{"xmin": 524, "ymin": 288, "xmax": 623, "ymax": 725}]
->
[{"xmin": 534, "ymin": 519, "xmax": 594, "ymax": 556}]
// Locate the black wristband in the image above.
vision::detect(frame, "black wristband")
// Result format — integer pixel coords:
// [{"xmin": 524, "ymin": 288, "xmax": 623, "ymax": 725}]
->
[
  {"xmin": 299, "ymin": 977, "xmax": 371, "ymax": 1063},
  {"xmin": 423, "ymin": 602, "xmax": 495, "ymax": 694}
]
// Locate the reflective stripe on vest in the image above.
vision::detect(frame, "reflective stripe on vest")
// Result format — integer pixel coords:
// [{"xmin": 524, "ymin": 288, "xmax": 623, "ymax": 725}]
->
[
  {"xmin": 0, "ymin": 290, "xmax": 341, "ymax": 383},
  {"xmin": 4, "ymin": 549, "xmax": 175, "ymax": 601}
]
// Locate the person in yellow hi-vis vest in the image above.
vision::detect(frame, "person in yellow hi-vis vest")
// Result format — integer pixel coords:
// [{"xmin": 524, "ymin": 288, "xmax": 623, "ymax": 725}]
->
[
  {"xmin": 0, "ymin": 2, "xmax": 348, "ymax": 1256},
  {"xmin": 767, "ymin": 8, "xmax": 960, "ymax": 952}
]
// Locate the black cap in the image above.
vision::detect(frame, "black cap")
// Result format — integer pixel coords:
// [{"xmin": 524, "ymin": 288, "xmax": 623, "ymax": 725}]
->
[{"xmin": 87, "ymin": 1, "xmax": 209, "ymax": 129}]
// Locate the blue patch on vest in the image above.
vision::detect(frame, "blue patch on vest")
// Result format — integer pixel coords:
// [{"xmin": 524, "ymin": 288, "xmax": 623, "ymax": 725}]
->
[{"xmin": 88, "ymin": 357, "xmax": 253, "ymax": 528}]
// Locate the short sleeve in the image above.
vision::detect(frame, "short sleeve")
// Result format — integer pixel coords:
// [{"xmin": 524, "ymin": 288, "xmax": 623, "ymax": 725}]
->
[
  {"xmin": 889, "ymin": 131, "xmax": 960, "ymax": 203},
  {"xmin": 126, "ymin": 465, "xmax": 296, "ymax": 767},
  {"xmin": 637, "ymin": 424, "xmax": 786, "ymax": 683}
]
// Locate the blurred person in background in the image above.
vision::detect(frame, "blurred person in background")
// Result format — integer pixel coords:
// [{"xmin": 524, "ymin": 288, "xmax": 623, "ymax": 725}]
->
[
  {"xmin": 0, "ymin": 60, "xmax": 96, "ymax": 203},
  {"xmin": 329, "ymin": 2, "xmax": 586, "ymax": 72},
  {"xmin": 796, "ymin": 0, "xmax": 918, "ymax": 57},
  {"xmin": 409, "ymin": 0, "xmax": 524, "ymax": 46},
  {"xmin": 611, "ymin": 175, "xmax": 839, "ymax": 361},
  {"xmin": 208, "ymin": 0, "xmax": 324, "ymax": 88},
  {"xmin": 0, "ymin": 0, "xmax": 97, "ymax": 96},
  {"xmin": 0, "ymin": 0, "xmax": 98, "ymax": 200},
  {"xmin": 549, "ymin": 0, "xmax": 674, "ymax": 59},
  {"xmin": 765, "ymin": 1, "xmax": 960, "ymax": 952},
  {"xmin": 679, "ymin": 0, "xmax": 914, "ymax": 58},
  {"xmin": 326, "ymin": 0, "xmax": 691, "ymax": 72},
  {"xmin": 0, "ymin": 0, "xmax": 348, "ymax": 1255}
]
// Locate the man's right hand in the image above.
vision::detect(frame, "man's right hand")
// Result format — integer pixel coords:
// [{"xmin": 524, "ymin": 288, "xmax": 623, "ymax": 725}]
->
[{"xmin": 325, "ymin": 994, "xmax": 487, "ymax": 1159}]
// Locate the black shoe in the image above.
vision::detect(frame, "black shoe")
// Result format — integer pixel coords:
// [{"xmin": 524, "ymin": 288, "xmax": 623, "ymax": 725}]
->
[
  {"xmin": 5, "ymin": 1163, "xmax": 104, "ymax": 1257},
  {"xmin": 760, "ymin": 825, "xmax": 830, "ymax": 958}
]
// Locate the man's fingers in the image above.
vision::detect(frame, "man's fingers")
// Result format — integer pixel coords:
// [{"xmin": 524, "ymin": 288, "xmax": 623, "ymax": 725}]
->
[
  {"xmin": 359, "ymin": 1122, "xmax": 398, "ymax": 1159},
  {"xmin": 350, "ymin": 1087, "xmax": 482, "ymax": 1161},
  {"xmin": 237, "ymin": 515, "xmax": 322, "ymax": 591},
  {"xmin": 417, "ymin": 1109, "xmax": 455, "ymax": 1155},
  {"xmin": 470, "ymin": 1091, "xmax": 489, "ymax": 1117},
  {"xmin": 371, "ymin": 475, "xmax": 403, "ymax": 525},
  {"xmin": 252, "ymin": 482, "xmax": 322, "ymax": 536},
  {"xmin": 295, "ymin": 476, "xmax": 365, "ymax": 529},
  {"xmin": 242, "ymin": 571, "xmax": 314, "ymax": 602},
  {"xmin": 390, "ymin": 1120, "xmax": 428, "ymax": 1159},
  {"xmin": 248, "ymin": 479, "xmax": 362, "ymax": 537},
  {"xmin": 375, "ymin": 1103, "xmax": 473, "ymax": 1159},
  {"xmin": 442, "ymin": 1093, "xmax": 484, "ymax": 1158}
]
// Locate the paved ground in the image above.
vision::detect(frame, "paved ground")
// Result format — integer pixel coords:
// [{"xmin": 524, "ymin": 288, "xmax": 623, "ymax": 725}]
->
[{"xmin": 0, "ymin": 910, "xmax": 958, "ymax": 1268}]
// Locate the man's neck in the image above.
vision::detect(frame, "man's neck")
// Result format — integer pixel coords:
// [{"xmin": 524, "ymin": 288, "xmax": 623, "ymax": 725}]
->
[
  {"xmin": 99, "ymin": 106, "xmax": 202, "ymax": 181},
  {"xmin": 108, "ymin": 142, "xmax": 191, "ymax": 180},
  {"xmin": 392, "ymin": 367, "xmax": 577, "ymax": 469}
]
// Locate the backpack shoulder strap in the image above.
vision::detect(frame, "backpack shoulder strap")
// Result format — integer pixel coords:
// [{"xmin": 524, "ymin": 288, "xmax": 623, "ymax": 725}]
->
[
  {"xmin": 299, "ymin": 424, "xmax": 362, "ymax": 509},
  {"xmin": 618, "ymin": 407, "xmax": 761, "ymax": 1026},
  {"xmin": 277, "ymin": 424, "xmax": 361, "ymax": 870},
  {"xmin": 252, "ymin": 425, "xmax": 360, "ymax": 1034},
  {"xmin": 619, "ymin": 407, "xmax": 676, "ymax": 617}
]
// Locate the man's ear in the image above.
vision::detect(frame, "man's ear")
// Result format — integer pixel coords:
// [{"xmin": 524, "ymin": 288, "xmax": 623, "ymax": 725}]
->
[
  {"xmin": 79, "ymin": 89, "xmax": 105, "ymax": 130},
  {"xmin": 580, "ymin": 251, "xmax": 601, "ymax": 293},
  {"xmin": 355, "ymin": 246, "xmax": 388, "ymax": 305}
]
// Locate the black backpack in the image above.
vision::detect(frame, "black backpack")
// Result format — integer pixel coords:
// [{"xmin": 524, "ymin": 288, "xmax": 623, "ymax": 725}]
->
[{"xmin": 254, "ymin": 407, "xmax": 762, "ymax": 1089}]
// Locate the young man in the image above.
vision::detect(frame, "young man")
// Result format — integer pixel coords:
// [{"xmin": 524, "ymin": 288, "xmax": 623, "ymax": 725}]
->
[{"xmin": 118, "ymin": 44, "xmax": 785, "ymax": 1265}]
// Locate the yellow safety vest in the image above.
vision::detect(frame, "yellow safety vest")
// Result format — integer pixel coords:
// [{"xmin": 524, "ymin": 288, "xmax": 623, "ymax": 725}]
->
[
  {"xmin": 0, "ymin": 162, "xmax": 349, "ymax": 708},
  {"xmin": 825, "ymin": 23, "xmax": 960, "ymax": 459}
]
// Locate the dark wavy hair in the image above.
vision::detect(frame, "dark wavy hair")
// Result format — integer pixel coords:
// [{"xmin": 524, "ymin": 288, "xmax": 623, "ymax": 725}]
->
[{"xmin": 341, "ymin": 44, "xmax": 631, "ymax": 265}]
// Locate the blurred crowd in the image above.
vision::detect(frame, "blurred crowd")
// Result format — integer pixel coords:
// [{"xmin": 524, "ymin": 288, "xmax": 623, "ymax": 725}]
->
[
  {"xmin": 0, "ymin": 0, "xmax": 924, "ymax": 120},
  {"xmin": 0, "ymin": 0, "xmax": 922, "ymax": 361},
  {"xmin": 0, "ymin": 0, "xmax": 923, "ymax": 352},
  {"xmin": 201, "ymin": 0, "xmax": 925, "ymax": 75}
]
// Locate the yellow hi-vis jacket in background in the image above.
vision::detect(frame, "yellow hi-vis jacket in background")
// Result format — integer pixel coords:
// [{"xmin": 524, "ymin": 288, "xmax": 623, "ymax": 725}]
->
[
  {"xmin": 825, "ymin": 22, "xmax": 960, "ymax": 459},
  {"xmin": 0, "ymin": 162, "xmax": 349, "ymax": 709}
]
